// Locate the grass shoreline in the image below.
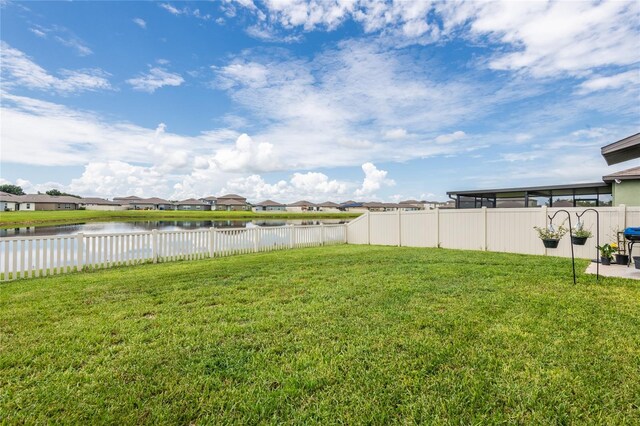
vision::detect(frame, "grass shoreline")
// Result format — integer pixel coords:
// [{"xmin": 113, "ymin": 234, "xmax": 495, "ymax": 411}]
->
[
  {"xmin": 0, "ymin": 210, "xmax": 361, "ymax": 229},
  {"xmin": 1, "ymin": 245, "xmax": 638, "ymax": 423}
]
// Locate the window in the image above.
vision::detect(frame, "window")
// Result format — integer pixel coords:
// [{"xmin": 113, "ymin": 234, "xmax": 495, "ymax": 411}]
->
[{"xmin": 26, "ymin": 203, "xmax": 31, "ymax": 209}]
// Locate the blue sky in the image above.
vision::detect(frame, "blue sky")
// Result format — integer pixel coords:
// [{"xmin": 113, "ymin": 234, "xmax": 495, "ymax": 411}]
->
[{"xmin": 1, "ymin": 0, "xmax": 639, "ymax": 202}]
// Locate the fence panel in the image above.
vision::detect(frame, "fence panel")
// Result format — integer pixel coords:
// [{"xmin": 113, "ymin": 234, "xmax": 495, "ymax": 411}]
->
[
  {"xmin": 370, "ymin": 212, "xmax": 399, "ymax": 246},
  {"xmin": 346, "ymin": 214, "xmax": 369, "ymax": 244},
  {"xmin": 401, "ymin": 210, "xmax": 437, "ymax": 247},
  {"xmin": 439, "ymin": 209, "xmax": 485, "ymax": 251}
]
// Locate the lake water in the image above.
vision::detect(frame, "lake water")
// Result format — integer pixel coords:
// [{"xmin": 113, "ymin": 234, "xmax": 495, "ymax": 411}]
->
[{"xmin": 0, "ymin": 219, "xmax": 351, "ymax": 238}]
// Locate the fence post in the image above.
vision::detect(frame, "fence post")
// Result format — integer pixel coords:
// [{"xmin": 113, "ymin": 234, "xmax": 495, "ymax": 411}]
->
[
  {"xmin": 397, "ymin": 209, "xmax": 402, "ymax": 247},
  {"xmin": 541, "ymin": 206, "xmax": 548, "ymax": 256},
  {"xmin": 482, "ymin": 206, "xmax": 487, "ymax": 251},
  {"xmin": 618, "ymin": 204, "xmax": 626, "ymax": 232},
  {"xmin": 435, "ymin": 208, "xmax": 440, "ymax": 248},
  {"xmin": 151, "ymin": 229, "xmax": 158, "ymax": 263},
  {"xmin": 209, "ymin": 227, "xmax": 215, "ymax": 257},
  {"xmin": 367, "ymin": 211, "xmax": 371, "ymax": 245},
  {"xmin": 76, "ymin": 233, "xmax": 84, "ymax": 271},
  {"xmin": 320, "ymin": 223, "xmax": 325, "ymax": 246},
  {"xmin": 253, "ymin": 228, "xmax": 259, "ymax": 252},
  {"xmin": 343, "ymin": 223, "xmax": 347, "ymax": 244},
  {"xmin": 289, "ymin": 224, "xmax": 295, "ymax": 249}
]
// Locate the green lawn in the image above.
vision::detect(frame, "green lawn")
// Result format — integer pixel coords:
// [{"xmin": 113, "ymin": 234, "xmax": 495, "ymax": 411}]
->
[
  {"xmin": 0, "ymin": 210, "xmax": 360, "ymax": 228},
  {"xmin": 1, "ymin": 245, "xmax": 638, "ymax": 424}
]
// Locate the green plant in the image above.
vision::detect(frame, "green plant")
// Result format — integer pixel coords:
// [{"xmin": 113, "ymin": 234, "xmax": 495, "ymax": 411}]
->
[
  {"xmin": 571, "ymin": 227, "xmax": 592, "ymax": 238},
  {"xmin": 534, "ymin": 224, "xmax": 568, "ymax": 240},
  {"xmin": 597, "ymin": 243, "xmax": 616, "ymax": 259}
]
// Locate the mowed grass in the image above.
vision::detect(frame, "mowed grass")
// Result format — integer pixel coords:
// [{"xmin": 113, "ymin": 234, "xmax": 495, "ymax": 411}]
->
[
  {"xmin": 0, "ymin": 210, "xmax": 360, "ymax": 228},
  {"xmin": 1, "ymin": 245, "xmax": 639, "ymax": 424}
]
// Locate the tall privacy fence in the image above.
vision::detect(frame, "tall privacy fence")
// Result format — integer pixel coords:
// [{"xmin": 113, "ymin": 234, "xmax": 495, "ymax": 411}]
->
[
  {"xmin": 1, "ymin": 224, "xmax": 346, "ymax": 281},
  {"xmin": 347, "ymin": 205, "xmax": 640, "ymax": 259}
]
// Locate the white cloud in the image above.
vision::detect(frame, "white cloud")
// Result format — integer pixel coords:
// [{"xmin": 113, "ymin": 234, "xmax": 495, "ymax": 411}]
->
[
  {"xmin": 355, "ymin": 162, "xmax": 395, "ymax": 196},
  {"xmin": 29, "ymin": 27, "xmax": 46, "ymax": 38},
  {"xmin": 0, "ymin": 42, "xmax": 111, "ymax": 93},
  {"xmin": 160, "ymin": 3, "xmax": 183, "ymax": 15},
  {"xmin": 69, "ymin": 161, "xmax": 168, "ymax": 198},
  {"xmin": 577, "ymin": 70, "xmax": 640, "ymax": 94},
  {"xmin": 133, "ymin": 18, "xmax": 147, "ymax": 29},
  {"xmin": 290, "ymin": 172, "xmax": 347, "ymax": 195},
  {"xmin": 384, "ymin": 128, "xmax": 408, "ymax": 139},
  {"xmin": 233, "ymin": 0, "xmax": 640, "ymax": 79},
  {"xmin": 159, "ymin": 2, "xmax": 212, "ymax": 20},
  {"xmin": 126, "ymin": 67, "xmax": 184, "ymax": 93},
  {"xmin": 435, "ymin": 130, "xmax": 466, "ymax": 144},
  {"xmin": 24, "ymin": 24, "xmax": 93, "ymax": 55},
  {"xmin": 212, "ymin": 133, "xmax": 276, "ymax": 172}
]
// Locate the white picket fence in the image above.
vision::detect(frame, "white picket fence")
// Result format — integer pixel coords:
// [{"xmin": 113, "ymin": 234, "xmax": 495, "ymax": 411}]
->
[
  {"xmin": 0, "ymin": 224, "xmax": 347, "ymax": 281},
  {"xmin": 347, "ymin": 205, "xmax": 640, "ymax": 259}
]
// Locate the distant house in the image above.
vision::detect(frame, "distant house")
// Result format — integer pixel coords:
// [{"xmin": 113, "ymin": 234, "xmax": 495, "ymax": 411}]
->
[
  {"xmin": 199, "ymin": 196, "xmax": 218, "ymax": 208},
  {"xmin": 253, "ymin": 200, "xmax": 286, "ymax": 212},
  {"xmin": 398, "ymin": 200, "xmax": 425, "ymax": 211},
  {"xmin": 317, "ymin": 201, "xmax": 341, "ymax": 212},
  {"xmin": 5, "ymin": 194, "xmax": 82, "ymax": 211},
  {"xmin": 114, "ymin": 196, "xmax": 175, "ymax": 210},
  {"xmin": 80, "ymin": 197, "xmax": 126, "ymax": 211},
  {"xmin": 339, "ymin": 201, "xmax": 368, "ymax": 212},
  {"xmin": 175, "ymin": 198, "xmax": 211, "ymax": 211},
  {"xmin": 0, "ymin": 191, "xmax": 19, "ymax": 211},
  {"xmin": 215, "ymin": 194, "xmax": 251, "ymax": 211},
  {"xmin": 287, "ymin": 200, "xmax": 319, "ymax": 212}
]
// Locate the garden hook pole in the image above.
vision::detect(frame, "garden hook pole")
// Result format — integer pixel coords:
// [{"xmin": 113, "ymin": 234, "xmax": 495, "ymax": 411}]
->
[
  {"xmin": 548, "ymin": 209, "xmax": 576, "ymax": 285},
  {"xmin": 576, "ymin": 208, "xmax": 600, "ymax": 282}
]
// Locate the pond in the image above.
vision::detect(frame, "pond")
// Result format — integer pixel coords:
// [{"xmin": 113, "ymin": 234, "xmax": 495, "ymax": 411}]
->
[{"xmin": 0, "ymin": 219, "xmax": 352, "ymax": 238}]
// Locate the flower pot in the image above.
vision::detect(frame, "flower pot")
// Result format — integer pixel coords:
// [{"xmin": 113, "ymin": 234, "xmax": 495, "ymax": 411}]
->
[
  {"xmin": 615, "ymin": 254, "xmax": 629, "ymax": 265},
  {"xmin": 634, "ymin": 256, "xmax": 640, "ymax": 270},
  {"xmin": 542, "ymin": 239, "xmax": 559, "ymax": 249},
  {"xmin": 600, "ymin": 257, "xmax": 611, "ymax": 266},
  {"xmin": 571, "ymin": 236, "xmax": 588, "ymax": 245}
]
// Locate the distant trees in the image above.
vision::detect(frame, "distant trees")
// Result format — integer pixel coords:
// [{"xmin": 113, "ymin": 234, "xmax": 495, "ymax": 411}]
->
[
  {"xmin": 0, "ymin": 184, "xmax": 25, "ymax": 195},
  {"xmin": 46, "ymin": 189, "xmax": 81, "ymax": 198}
]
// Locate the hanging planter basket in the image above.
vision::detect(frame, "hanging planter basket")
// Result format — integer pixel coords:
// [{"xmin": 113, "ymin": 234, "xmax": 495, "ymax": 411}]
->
[
  {"xmin": 542, "ymin": 239, "xmax": 560, "ymax": 249},
  {"xmin": 571, "ymin": 236, "xmax": 588, "ymax": 245}
]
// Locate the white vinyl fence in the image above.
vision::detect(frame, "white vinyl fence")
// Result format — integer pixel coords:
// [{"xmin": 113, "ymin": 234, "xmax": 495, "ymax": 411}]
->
[
  {"xmin": 347, "ymin": 205, "xmax": 640, "ymax": 259},
  {"xmin": 0, "ymin": 224, "xmax": 346, "ymax": 281}
]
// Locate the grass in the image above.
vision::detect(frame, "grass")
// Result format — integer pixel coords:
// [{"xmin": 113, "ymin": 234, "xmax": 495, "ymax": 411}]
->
[
  {"xmin": 0, "ymin": 210, "xmax": 360, "ymax": 228},
  {"xmin": 1, "ymin": 245, "xmax": 639, "ymax": 424}
]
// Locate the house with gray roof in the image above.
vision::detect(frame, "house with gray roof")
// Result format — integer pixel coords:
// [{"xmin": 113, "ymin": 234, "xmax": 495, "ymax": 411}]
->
[
  {"xmin": 175, "ymin": 198, "xmax": 211, "ymax": 211},
  {"xmin": 253, "ymin": 200, "xmax": 286, "ymax": 212}
]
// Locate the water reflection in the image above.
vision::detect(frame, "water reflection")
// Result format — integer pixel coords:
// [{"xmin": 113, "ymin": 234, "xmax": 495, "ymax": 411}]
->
[{"xmin": 0, "ymin": 219, "xmax": 350, "ymax": 238}]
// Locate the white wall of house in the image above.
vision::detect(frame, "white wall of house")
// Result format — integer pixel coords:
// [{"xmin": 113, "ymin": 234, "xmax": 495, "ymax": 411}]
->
[
  {"xmin": 17, "ymin": 202, "xmax": 35, "ymax": 211},
  {"xmin": 319, "ymin": 207, "xmax": 341, "ymax": 213},
  {"xmin": 1, "ymin": 201, "xmax": 17, "ymax": 211},
  {"xmin": 84, "ymin": 205, "xmax": 128, "ymax": 211}
]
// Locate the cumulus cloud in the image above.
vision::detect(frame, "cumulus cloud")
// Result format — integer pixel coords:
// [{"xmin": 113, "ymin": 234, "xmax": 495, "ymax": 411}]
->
[
  {"xmin": 68, "ymin": 161, "xmax": 168, "ymax": 198},
  {"xmin": 290, "ymin": 172, "xmax": 347, "ymax": 194},
  {"xmin": 212, "ymin": 133, "xmax": 276, "ymax": 172},
  {"xmin": 0, "ymin": 42, "xmax": 111, "ymax": 93},
  {"xmin": 355, "ymin": 162, "xmax": 395, "ymax": 196},
  {"xmin": 126, "ymin": 67, "xmax": 184, "ymax": 93}
]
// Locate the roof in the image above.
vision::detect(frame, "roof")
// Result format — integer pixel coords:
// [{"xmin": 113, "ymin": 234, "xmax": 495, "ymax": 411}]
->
[
  {"xmin": 177, "ymin": 198, "xmax": 207, "ymax": 205},
  {"xmin": 399, "ymin": 199, "xmax": 420, "ymax": 204},
  {"xmin": 81, "ymin": 197, "xmax": 121, "ymax": 205},
  {"xmin": 216, "ymin": 198, "xmax": 246, "ymax": 206},
  {"xmin": 255, "ymin": 199, "xmax": 286, "ymax": 207},
  {"xmin": 113, "ymin": 195, "xmax": 142, "ymax": 200},
  {"xmin": 318, "ymin": 201, "xmax": 340, "ymax": 207},
  {"xmin": 447, "ymin": 182, "xmax": 611, "ymax": 197},
  {"xmin": 601, "ymin": 133, "xmax": 640, "ymax": 166},
  {"xmin": 200, "ymin": 196, "xmax": 217, "ymax": 201},
  {"xmin": 288, "ymin": 200, "xmax": 317, "ymax": 207},
  {"xmin": 602, "ymin": 166, "xmax": 640, "ymax": 182},
  {"xmin": 217, "ymin": 194, "xmax": 246, "ymax": 200},
  {"xmin": 13, "ymin": 194, "xmax": 82, "ymax": 204},
  {"xmin": 340, "ymin": 200, "xmax": 357, "ymax": 205}
]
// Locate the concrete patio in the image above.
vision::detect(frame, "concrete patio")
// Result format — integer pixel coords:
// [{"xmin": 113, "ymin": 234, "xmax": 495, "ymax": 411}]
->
[{"xmin": 585, "ymin": 261, "xmax": 640, "ymax": 280}]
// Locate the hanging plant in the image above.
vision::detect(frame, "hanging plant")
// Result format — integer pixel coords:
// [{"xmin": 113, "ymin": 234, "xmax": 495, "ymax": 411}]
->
[
  {"xmin": 570, "ymin": 221, "xmax": 593, "ymax": 246},
  {"xmin": 534, "ymin": 224, "xmax": 568, "ymax": 249}
]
